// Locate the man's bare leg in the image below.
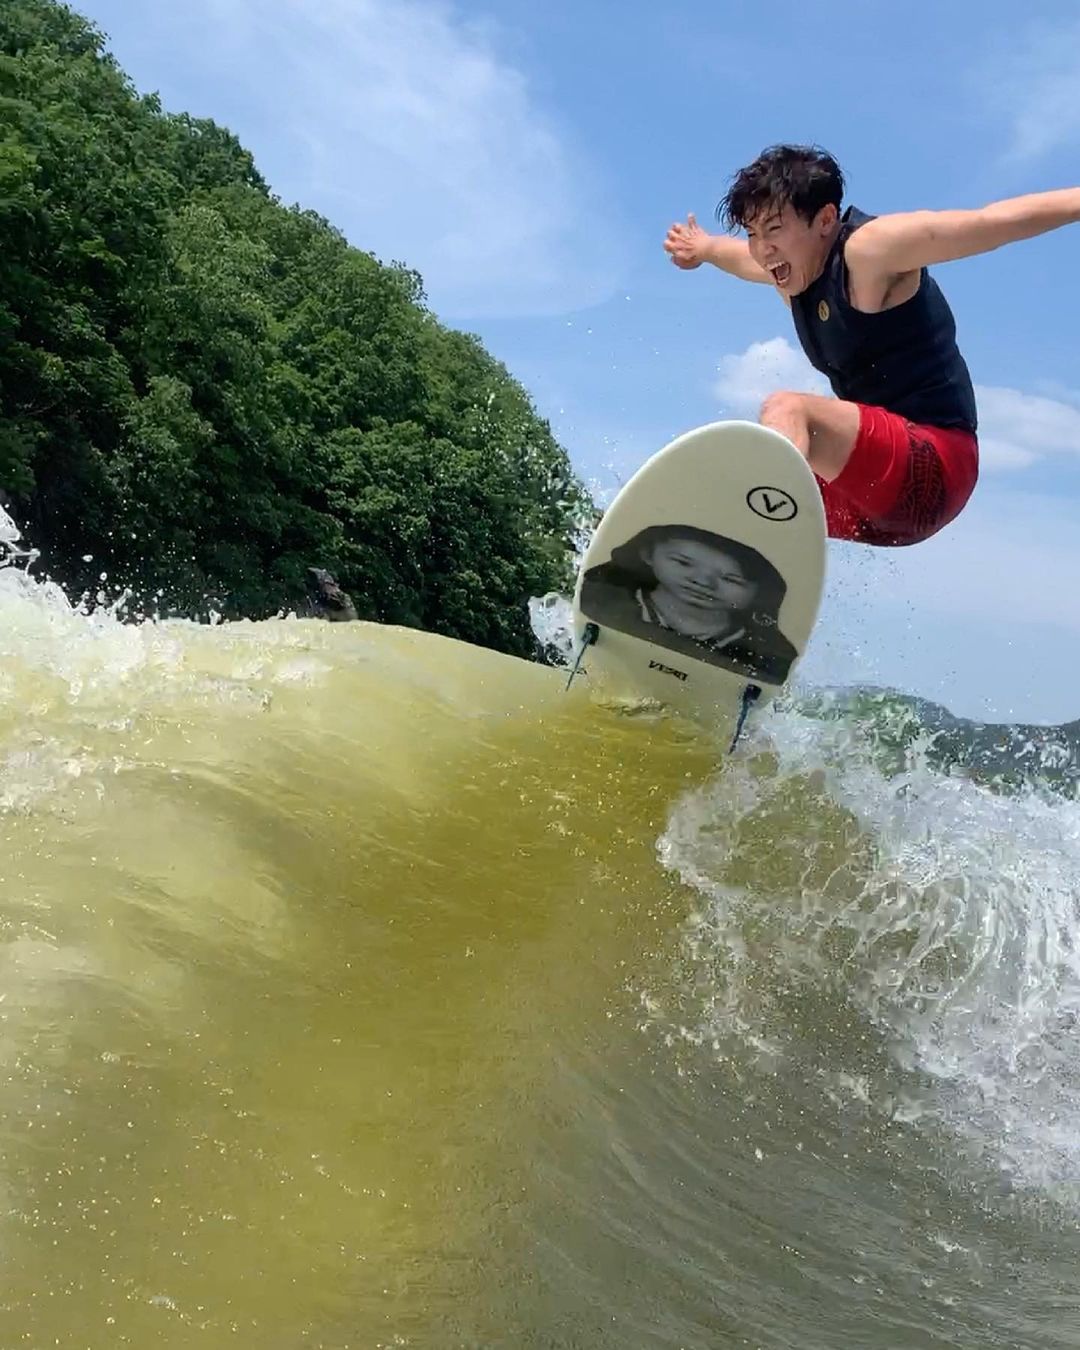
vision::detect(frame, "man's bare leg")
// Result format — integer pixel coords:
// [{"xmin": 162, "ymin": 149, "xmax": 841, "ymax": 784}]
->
[{"xmin": 759, "ymin": 391, "xmax": 862, "ymax": 482}]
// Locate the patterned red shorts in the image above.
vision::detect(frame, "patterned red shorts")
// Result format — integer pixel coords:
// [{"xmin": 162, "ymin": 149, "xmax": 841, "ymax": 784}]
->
[{"xmin": 817, "ymin": 403, "xmax": 979, "ymax": 546}]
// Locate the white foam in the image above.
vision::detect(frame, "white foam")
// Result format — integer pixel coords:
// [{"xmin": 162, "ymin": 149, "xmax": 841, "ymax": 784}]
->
[{"xmin": 659, "ymin": 700, "xmax": 1080, "ymax": 1200}]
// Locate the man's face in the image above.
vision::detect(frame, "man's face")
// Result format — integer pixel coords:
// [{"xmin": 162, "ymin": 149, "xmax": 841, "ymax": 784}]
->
[{"xmin": 744, "ymin": 201, "xmax": 837, "ymax": 296}]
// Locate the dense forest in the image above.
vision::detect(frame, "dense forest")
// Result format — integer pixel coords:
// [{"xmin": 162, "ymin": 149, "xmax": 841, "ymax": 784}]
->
[{"xmin": 0, "ymin": 0, "xmax": 591, "ymax": 655}]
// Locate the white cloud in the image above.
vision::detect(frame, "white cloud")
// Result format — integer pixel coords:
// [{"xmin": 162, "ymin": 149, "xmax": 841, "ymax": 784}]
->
[
  {"xmin": 974, "ymin": 20, "xmax": 1080, "ymax": 162},
  {"xmin": 803, "ymin": 481, "xmax": 1080, "ymax": 721},
  {"xmin": 714, "ymin": 338, "xmax": 1080, "ymax": 473},
  {"xmin": 714, "ymin": 337, "xmax": 829, "ymax": 413},
  {"xmin": 856, "ymin": 487, "xmax": 1080, "ymax": 635},
  {"xmin": 96, "ymin": 0, "xmax": 623, "ymax": 320},
  {"xmin": 975, "ymin": 386, "xmax": 1080, "ymax": 470}
]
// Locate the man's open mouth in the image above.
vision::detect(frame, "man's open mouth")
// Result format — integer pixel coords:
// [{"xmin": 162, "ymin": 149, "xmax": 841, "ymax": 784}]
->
[{"xmin": 768, "ymin": 262, "xmax": 792, "ymax": 287}]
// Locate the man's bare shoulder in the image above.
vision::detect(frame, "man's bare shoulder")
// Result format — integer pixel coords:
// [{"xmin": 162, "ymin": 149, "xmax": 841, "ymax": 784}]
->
[{"xmin": 844, "ymin": 216, "xmax": 921, "ymax": 313}]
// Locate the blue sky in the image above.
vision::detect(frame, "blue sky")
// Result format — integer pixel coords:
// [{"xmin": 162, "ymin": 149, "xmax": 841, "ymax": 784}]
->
[{"xmin": 76, "ymin": 0, "xmax": 1080, "ymax": 722}]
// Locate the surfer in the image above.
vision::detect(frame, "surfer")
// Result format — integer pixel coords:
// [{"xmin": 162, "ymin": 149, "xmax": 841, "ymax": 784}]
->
[
  {"xmin": 662, "ymin": 144, "xmax": 1067, "ymax": 546},
  {"xmin": 579, "ymin": 524, "xmax": 797, "ymax": 683}
]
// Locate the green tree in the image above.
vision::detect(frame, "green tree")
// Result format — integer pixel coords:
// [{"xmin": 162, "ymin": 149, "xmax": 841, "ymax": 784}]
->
[{"xmin": 0, "ymin": 0, "xmax": 591, "ymax": 655}]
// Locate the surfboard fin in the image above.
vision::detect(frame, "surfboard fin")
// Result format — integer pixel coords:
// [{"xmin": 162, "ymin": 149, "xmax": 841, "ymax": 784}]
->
[
  {"xmin": 729, "ymin": 683, "xmax": 762, "ymax": 752},
  {"xmin": 565, "ymin": 622, "xmax": 599, "ymax": 690}
]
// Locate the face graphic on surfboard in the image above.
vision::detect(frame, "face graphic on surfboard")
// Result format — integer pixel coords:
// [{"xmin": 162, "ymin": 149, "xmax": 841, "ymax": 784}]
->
[
  {"xmin": 644, "ymin": 537, "xmax": 758, "ymax": 638},
  {"xmin": 579, "ymin": 524, "xmax": 797, "ymax": 685}
]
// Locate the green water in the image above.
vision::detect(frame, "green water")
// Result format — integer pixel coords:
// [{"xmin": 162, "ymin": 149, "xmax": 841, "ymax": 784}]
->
[{"xmin": 3, "ymin": 577, "xmax": 1080, "ymax": 1347}]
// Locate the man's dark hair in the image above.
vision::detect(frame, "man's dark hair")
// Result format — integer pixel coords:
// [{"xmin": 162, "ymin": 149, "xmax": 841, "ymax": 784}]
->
[{"xmin": 717, "ymin": 145, "xmax": 844, "ymax": 232}]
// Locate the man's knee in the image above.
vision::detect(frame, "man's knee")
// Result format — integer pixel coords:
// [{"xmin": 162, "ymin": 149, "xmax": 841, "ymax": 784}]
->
[{"xmin": 759, "ymin": 390, "xmax": 805, "ymax": 425}]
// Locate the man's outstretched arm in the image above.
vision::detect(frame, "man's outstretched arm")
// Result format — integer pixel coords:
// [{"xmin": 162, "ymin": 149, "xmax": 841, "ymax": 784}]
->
[
  {"xmin": 847, "ymin": 188, "xmax": 1080, "ymax": 274},
  {"xmin": 664, "ymin": 213, "xmax": 773, "ymax": 284}
]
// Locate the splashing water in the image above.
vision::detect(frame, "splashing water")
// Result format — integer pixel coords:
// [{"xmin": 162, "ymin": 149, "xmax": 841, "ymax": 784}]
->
[
  {"xmin": 0, "ymin": 501, "xmax": 38, "ymax": 568},
  {"xmin": 657, "ymin": 702, "xmax": 1080, "ymax": 1205},
  {"xmin": 2, "ymin": 563, "xmax": 1080, "ymax": 1345}
]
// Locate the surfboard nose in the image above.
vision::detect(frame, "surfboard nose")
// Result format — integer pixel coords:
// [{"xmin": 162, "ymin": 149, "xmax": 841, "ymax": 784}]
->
[{"xmin": 569, "ymin": 420, "xmax": 826, "ymax": 739}]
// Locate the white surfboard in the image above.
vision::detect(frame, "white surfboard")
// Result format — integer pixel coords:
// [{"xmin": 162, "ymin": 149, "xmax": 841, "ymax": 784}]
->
[{"xmin": 570, "ymin": 421, "xmax": 826, "ymax": 735}]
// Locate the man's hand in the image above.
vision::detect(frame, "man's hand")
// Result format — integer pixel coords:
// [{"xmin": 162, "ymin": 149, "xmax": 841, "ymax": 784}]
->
[
  {"xmin": 664, "ymin": 213, "xmax": 712, "ymax": 269},
  {"xmin": 663, "ymin": 214, "xmax": 774, "ymax": 285}
]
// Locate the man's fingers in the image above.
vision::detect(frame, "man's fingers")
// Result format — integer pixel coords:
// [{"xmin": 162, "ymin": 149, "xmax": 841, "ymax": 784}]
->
[{"xmin": 665, "ymin": 214, "xmax": 698, "ymax": 245}]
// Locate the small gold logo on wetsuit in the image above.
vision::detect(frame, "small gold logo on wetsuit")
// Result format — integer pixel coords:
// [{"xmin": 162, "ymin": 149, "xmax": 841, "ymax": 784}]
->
[{"xmin": 817, "ymin": 300, "xmax": 830, "ymax": 322}]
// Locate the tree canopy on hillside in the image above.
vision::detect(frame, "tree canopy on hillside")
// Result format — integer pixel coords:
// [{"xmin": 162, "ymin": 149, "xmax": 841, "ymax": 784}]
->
[{"xmin": 0, "ymin": 0, "xmax": 590, "ymax": 655}]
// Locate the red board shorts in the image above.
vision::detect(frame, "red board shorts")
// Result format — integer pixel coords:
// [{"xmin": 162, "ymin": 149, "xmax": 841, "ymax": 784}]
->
[{"xmin": 816, "ymin": 403, "xmax": 979, "ymax": 546}]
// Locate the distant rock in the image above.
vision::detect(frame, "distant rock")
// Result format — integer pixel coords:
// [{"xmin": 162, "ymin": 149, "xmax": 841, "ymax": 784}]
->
[{"xmin": 300, "ymin": 568, "xmax": 358, "ymax": 623}]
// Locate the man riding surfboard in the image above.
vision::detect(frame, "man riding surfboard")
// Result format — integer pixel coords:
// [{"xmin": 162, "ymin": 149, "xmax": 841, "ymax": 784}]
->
[{"xmin": 664, "ymin": 144, "xmax": 1075, "ymax": 546}]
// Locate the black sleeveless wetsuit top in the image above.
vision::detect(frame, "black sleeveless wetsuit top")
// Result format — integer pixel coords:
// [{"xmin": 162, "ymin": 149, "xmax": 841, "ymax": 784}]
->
[{"xmin": 789, "ymin": 206, "xmax": 977, "ymax": 433}]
